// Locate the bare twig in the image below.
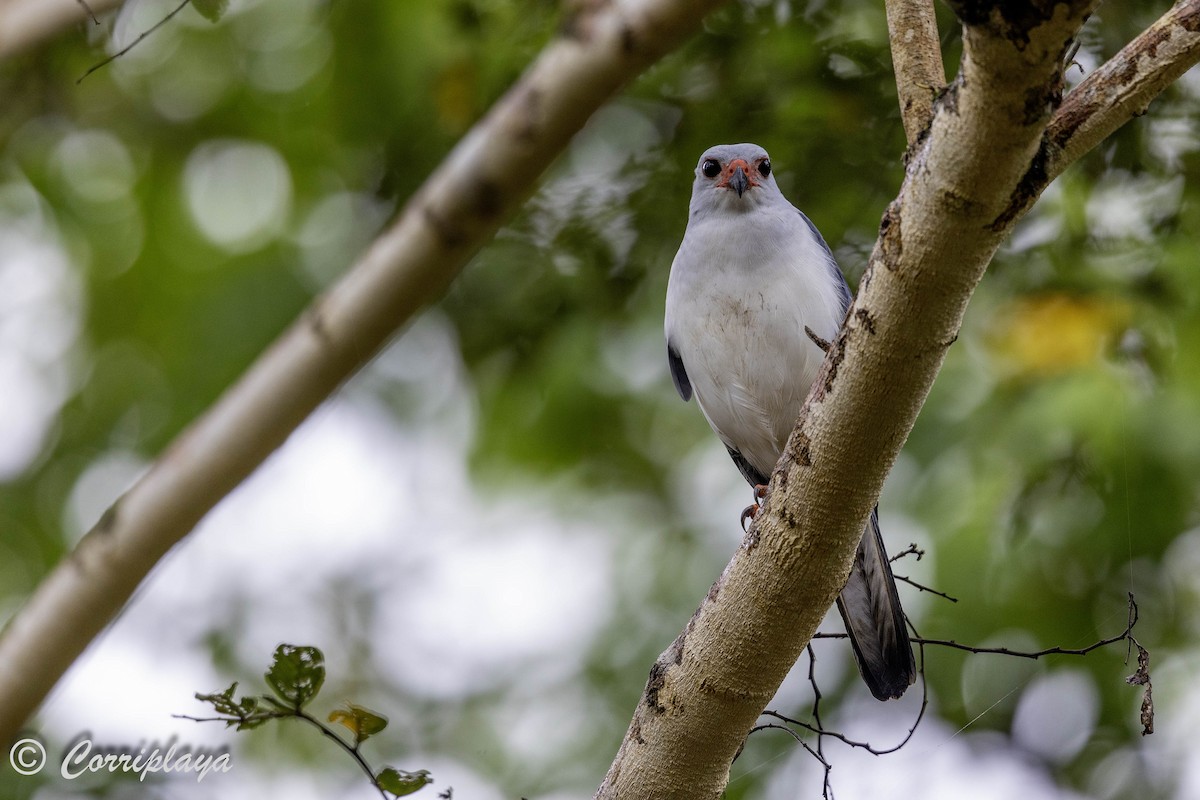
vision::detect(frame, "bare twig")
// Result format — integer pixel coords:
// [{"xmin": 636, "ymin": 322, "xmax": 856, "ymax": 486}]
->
[
  {"xmin": 76, "ymin": 0, "xmax": 191, "ymax": 84},
  {"xmin": 750, "ymin": 644, "xmax": 930, "ymax": 799},
  {"xmin": 75, "ymin": 0, "xmax": 99, "ymax": 25},
  {"xmin": 805, "ymin": 325, "xmax": 832, "ymax": 353},
  {"xmin": 913, "ymin": 594, "xmax": 1139, "ymax": 659},
  {"xmin": 761, "ymin": 667, "xmax": 929, "ymax": 758},
  {"xmin": 744, "ymin": 722, "xmax": 828, "ymax": 774},
  {"xmin": 886, "ymin": 542, "xmax": 956, "ymax": 601},
  {"xmin": 805, "ymin": 644, "xmax": 834, "ymax": 799},
  {"xmin": 1046, "ymin": 0, "xmax": 1200, "ymax": 184},
  {"xmin": 889, "ymin": 543, "xmax": 924, "ymax": 563},
  {"xmin": 754, "ymin": 596, "xmax": 1141, "ymax": 797},
  {"xmin": 894, "ymin": 574, "xmax": 958, "ymax": 603},
  {"xmin": 746, "ymin": 646, "xmax": 840, "ymax": 800}
]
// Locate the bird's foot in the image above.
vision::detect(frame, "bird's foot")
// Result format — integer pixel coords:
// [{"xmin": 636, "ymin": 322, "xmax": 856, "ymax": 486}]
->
[{"xmin": 740, "ymin": 484, "xmax": 768, "ymax": 531}]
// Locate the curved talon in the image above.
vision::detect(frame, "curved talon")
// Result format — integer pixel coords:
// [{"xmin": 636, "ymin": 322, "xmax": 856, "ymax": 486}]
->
[
  {"xmin": 740, "ymin": 503, "xmax": 758, "ymax": 531},
  {"xmin": 740, "ymin": 484, "xmax": 769, "ymax": 530}
]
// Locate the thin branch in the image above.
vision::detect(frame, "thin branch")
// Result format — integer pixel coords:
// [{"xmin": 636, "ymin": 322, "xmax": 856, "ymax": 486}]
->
[
  {"xmin": 294, "ymin": 709, "xmax": 390, "ymax": 800},
  {"xmin": 175, "ymin": 712, "xmax": 263, "ymax": 724},
  {"xmin": 754, "ymin": 596, "xmax": 1139, "ymax": 796},
  {"xmin": 76, "ymin": 0, "xmax": 191, "ymax": 84},
  {"xmin": 885, "ymin": 544, "xmax": 957, "ymax": 602},
  {"xmin": 805, "ymin": 644, "xmax": 834, "ymax": 799},
  {"xmin": 1046, "ymin": 0, "xmax": 1200, "ymax": 184},
  {"xmin": 744, "ymin": 722, "xmax": 828, "ymax": 775},
  {"xmin": 911, "ymin": 636, "xmax": 1125, "ymax": 658},
  {"xmin": 884, "ymin": 0, "xmax": 946, "ymax": 145},
  {"xmin": 75, "ymin": 0, "xmax": 99, "ymax": 25},
  {"xmin": 740, "ymin": 646, "xmax": 842, "ymax": 799},
  {"xmin": 815, "ymin": 594, "xmax": 1136, "ymax": 654},
  {"xmin": 888, "ymin": 543, "xmax": 925, "ymax": 563},
  {"xmin": 912, "ymin": 593, "xmax": 1139, "ymax": 659},
  {"xmin": 893, "ymin": 574, "xmax": 958, "ymax": 603},
  {"xmin": 747, "ymin": 644, "xmax": 931, "ymax": 799},
  {"xmin": 761, "ymin": 665, "xmax": 929, "ymax": 758}
]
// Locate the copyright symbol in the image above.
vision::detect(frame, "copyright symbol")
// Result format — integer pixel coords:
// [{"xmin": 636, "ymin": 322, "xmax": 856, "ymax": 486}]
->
[{"xmin": 9, "ymin": 737, "xmax": 47, "ymax": 775}]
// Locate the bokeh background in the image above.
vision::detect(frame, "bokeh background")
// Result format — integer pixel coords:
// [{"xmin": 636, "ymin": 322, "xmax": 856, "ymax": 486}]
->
[{"xmin": 2, "ymin": 0, "xmax": 1199, "ymax": 797}]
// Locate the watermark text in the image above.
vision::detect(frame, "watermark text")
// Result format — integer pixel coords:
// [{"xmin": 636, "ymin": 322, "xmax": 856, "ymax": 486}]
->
[{"xmin": 9, "ymin": 732, "xmax": 231, "ymax": 783}]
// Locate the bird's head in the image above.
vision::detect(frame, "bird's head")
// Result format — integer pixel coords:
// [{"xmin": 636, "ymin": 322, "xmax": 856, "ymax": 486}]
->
[{"xmin": 689, "ymin": 143, "xmax": 780, "ymax": 218}]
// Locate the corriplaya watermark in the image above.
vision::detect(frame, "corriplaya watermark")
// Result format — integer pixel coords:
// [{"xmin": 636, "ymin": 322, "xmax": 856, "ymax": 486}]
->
[{"xmin": 8, "ymin": 732, "xmax": 232, "ymax": 782}]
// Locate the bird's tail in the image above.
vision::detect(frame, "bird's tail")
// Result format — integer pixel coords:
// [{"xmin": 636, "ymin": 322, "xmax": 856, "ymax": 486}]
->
[{"xmin": 834, "ymin": 508, "xmax": 916, "ymax": 701}]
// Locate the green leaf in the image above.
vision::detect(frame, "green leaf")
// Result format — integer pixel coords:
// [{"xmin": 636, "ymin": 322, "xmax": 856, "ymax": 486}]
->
[
  {"xmin": 328, "ymin": 703, "xmax": 389, "ymax": 744},
  {"xmin": 193, "ymin": 683, "xmax": 270, "ymax": 730},
  {"xmin": 265, "ymin": 644, "xmax": 325, "ymax": 709},
  {"xmin": 191, "ymin": 0, "xmax": 229, "ymax": 23},
  {"xmin": 195, "ymin": 682, "xmax": 242, "ymax": 716},
  {"xmin": 376, "ymin": 767, "xmax": 432, "ymax": 797}
]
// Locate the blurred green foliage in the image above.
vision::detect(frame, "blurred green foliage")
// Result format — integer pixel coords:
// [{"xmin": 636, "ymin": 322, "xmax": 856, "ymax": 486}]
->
[{"xmin": 1, "ymin": 0, "xmax": 1199, "ymax": 798}]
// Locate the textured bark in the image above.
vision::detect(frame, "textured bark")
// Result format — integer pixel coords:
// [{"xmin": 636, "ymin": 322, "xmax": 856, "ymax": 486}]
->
[
  {"xmin": 0, "ymin": 0, "xmax": 729, "ymax": 741},
  {"xmin": 885, "ymin": 0, "xmax": 946, "ymax": 145},
  {"xmin": 596, "ymin": 1, "xmax": 1200, "ymax": 796},
  {"xmin": 0, "ymin": 0, "xmax": 123, "ymax": 59},
  {"xmin": 1046, "ymin": 0, "xmax": 1200, "ymax": 184}
]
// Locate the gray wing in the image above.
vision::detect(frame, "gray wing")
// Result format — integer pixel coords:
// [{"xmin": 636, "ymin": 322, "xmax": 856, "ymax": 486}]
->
[
  {"xmin": 797, "ymin": 209, "xmax": 852, "ymax": 317},
  {"xmin": 667, "ymin": 342, "xmax": 692, "ymax": 402}
]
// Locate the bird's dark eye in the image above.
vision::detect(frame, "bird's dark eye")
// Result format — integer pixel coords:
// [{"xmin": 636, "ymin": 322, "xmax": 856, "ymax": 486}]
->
[
  {"xmin": 758, "ymin": 159, "xmax": 771, "ymax": 178},
  {"xmin": 701, "ymin": 159, "xmax": 721, "ymax": 178}
]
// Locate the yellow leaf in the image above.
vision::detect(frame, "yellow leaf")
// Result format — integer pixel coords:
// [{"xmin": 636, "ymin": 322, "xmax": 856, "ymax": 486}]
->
[
  {"xmin": 435, "ymin": 60, "xmax": 477, "ymax": 134},
  {"xmin": 990, "ymin": 294, "xmax": 1129, "ymax": 377},
  {"xmin": 328, "ymin": 703, "xmax": 388, "ymax": 744}
]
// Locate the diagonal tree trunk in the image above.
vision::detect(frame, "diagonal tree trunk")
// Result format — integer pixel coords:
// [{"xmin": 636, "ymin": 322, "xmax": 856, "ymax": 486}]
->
[{"xmin": 0, "ymin": 0, "xmax": 730, "ymax": 741}]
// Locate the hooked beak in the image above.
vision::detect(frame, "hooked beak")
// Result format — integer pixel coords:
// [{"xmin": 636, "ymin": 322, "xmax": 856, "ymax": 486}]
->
[
  {"xmin": 718, "ymin": 158, "xmax": 755, "ymax": 198},
  {"xmin": 729, "ymin": 166, "xmax": 749, "ymax": 197}
]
